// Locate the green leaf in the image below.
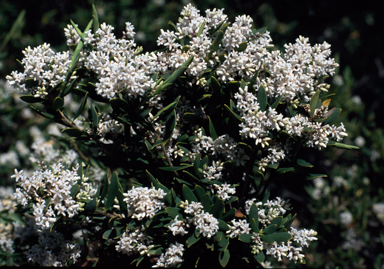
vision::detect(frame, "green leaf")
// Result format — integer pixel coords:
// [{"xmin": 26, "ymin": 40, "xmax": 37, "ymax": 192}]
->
[
  {"xmin": 222, "ymin": 208, "xmax": 235, "ymax": 221},
  {"xmin": 310, "ymin": 90, "xmax": 320, "ymax": 118},
  {"xmin": 218, "ymin": 249, "xmax": 230, "ymax": 267},
  {"xmin": 182, "ymin": 185, "xmax": 198, "ymax": 203},
  {"xmin": 249, "ymin": 203, "xmax": 259, "ymax": 233},
  {"xmin": 283, "ymin": 214, "xmax": 296, "ymax": 229},
  {"xmin": 201, "ymin": 193, "xmax": 211, "ymax": 212},
  {"xmin": 239, "ymin": 233, "xmax": 252, "ymax": 243},
  {"xmin": 270, "ymin": 94, "xmax": 285, "ymax": 109},
  {"xmin": 327, "ymin": 140, "xmax": 359, "ymax": 150},
  {"xmin": 90, "ymin": 104, "xmax": 99, "ymax": 129},
  {"xmin": 62, "ymin": 76, "xmax": 78, "ymax": 97},
  {"xmin": 30, "ymin": 106, "xmax": 56, "ymax": 120},
  {"xmin": 105, "ymin": 172, "xmax": 119, "ymax": 210},
  {"xmin": 166, "ymin": 207, "xmax": 182, "ymax": 219},
  {"xmin": 218, "ymin": 219, "xmax": 230, "ymax": 231},
  {"xmin": 52, "ymin": 96, "xmax": 64, "ymax": 111},
  {"xmin": 267, "ymin": 163, "xmax": 279, "ymax": 169},
  {"xmin": 194, "ymin": 185, "xmax": 206, "ymax": 200},
  {"xmin": 209, "ymin": 30, "xmax": 224, "ymax": 53},
  {"xmin": 236, "ymin": 41, "xmax": 247, "ymax": 52},
  {"xmin": 211, "ymin": 197, "xmax": 224, "ymax": 218},
  {"xmin": 314, "ymin": 107, "xmax": 341, "ymax": 124},
  {"xmin": 153, "ymin": 96, "xmax": 180, "ymax": 119},
  {"xmin": 92, "ymin": 4, "xmax": 99, "ymax": 34},
  {"xmin": 187, "ymin": 232, "xmax": 201, "ymax": 247},
  {"xmin": 116, "ymin": 189, "xmax": 128, "ymax": 217},
  {"xmin": 73, "ymin": 92, "xmax": 89, "ymax": 120},
  {"xmin": 254, "ymin": 251, "xmax": 265, "ymax": 263},
  {"xmin": 305, "ymin": 174, "xmax": 327, "ymax": 180},
  {"xmin": 70, "ymin": 184, "xmax": 81, "ymax": 198},
  {"xmin": 210, "ymin": 76, "xmax": 221, "ymax": 92},
  {"xmin": 262, "ymin": 224, "xmax": 278, "ymax": 235},
  {"xmin": 257, "ymin": 85, "xmax": 267, "ymax": 111},
  {"xmin": 297, "ymin": 158, "xmax": 314, "ymax": 168},
  {"xmin": 62, "ymin": 128, "xmax": 84, "ymax": 138},
  {"xmin": 24, "ymin": 78, "xmax": 39, "ymax": 88},
  {"xmin": 208, "ymin": 116, "xmax": 218, "ymax": 140},
  {"xmin": 261, "ymin": 232, "xmax": 292, "ymax": 243},
  {"xmin": 196, "ymin": 21, "xmax": 206, "ymax": 37},
  {"xmin": 19, "ymin": 95, "xmax": 43, "ymax": 103},
  {"xmin": 276, "ymin": 167, "xmax": 294, "ymax": 174},
  {"xmin": 159, "ymin": 164, "xmax": 193, "ymax": 171},
  {"xmin": 152, "ymin": 57, "xmax": 194, "ymax": 96},
  {"xmin": 163, "ymin": 109, "xmax": 177, "ymax": 141},
  {"xmin": 270, "ymin": 216, "xmax": 283, "ymax": 228},
  {"xmin": 224, "ymin": 104, "xmax": 243, "ymax": 121}
]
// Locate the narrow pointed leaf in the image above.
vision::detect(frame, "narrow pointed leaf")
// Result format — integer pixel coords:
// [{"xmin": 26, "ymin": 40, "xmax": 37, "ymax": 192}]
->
[
  {"xmin": 257, "ymin": 85, "xmax": 267, "ymax": 111},
  {"xmin": 297, "ymin": 159, "xmax": 314, "ymax": 168},
  {"xmin": 208, "ymin": 116, "xmax": 218, "ymax": 140},
  {"xmin": 310, "ymin": 90, "xmax": 320, "ymax": 117},
  {"xmin": 182, "ymin": 185, "xmax": 198, "ymax": 202}
]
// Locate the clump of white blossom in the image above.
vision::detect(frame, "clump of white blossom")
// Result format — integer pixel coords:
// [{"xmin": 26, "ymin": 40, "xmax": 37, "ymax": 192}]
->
[
  {"xmin": 153, "ymin": 242, "xmax": 184, "ymax": 268},
  {"xmin": 12, "ymin": 161, "xmax": 95, "ymax": 230},
  {"xmin": 3, "ymin": 3, "xmax": 344, "ymax": 267},
  {"xmin": 26, "ymin": 230, "xmax": 81, "ymax": 267},
  {"xmin": 183, "ymin": 201, "xmax": 219, "ymax": 238},
  {"xmin": 116, "ymin": 225, "xmax": 154, "ymax": 256},
  {"xmin": 123, "ymin": 186, "xmax": 166, "ymax": 220}
]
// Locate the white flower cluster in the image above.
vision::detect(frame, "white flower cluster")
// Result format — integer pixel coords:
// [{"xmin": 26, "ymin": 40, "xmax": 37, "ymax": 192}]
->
[
  {"xmin": 245, "ymin": 197, "xmax": 290, "ymax": 227},
  {"xmin": 192, "ymin": 130, "xmax": 250, "ymax": 168},
  {"xmin": 123, "ymin": 186, "xmax": 166, "ymax": 220},
  {"xmin": 116, "ymin": 225, "xmax": 154, "ymax": 256},
  {"xmin": 372, "ymin": 203, "xmax": 384, "ymax": 224},
  {"xmin": 235, "ymin": 85, "xmax": 347, "ymax": 170},
  {"xmin": 12, "ymin": 162, "xmax": 92, "ymax": 230},
  {"xmin": 243, "ymin": 198, "xmax": 317, "ymax": 264},
  {"xmin": 0, "ymin": 223, "xmax": 14, "ymax": 254},
  {"xmin": 183, "ymin": 201, "xmax": 219, "ymax": 238},
  {"xmin": 83, "ymin": 23, "xmax": 158, "ymax": 99},
  {"xmin": 226, "ymin": 219, "xmax": 252, "ymax": 238},
  {"xmin": 96, "ymin": 112, "xmax": 124, "ymax": 143},
  {"xmin": 26, "ymin": 230, "xmax": 81, "ymax": 267},
  {"xmin": 168, "ymin": 216, "xmax": 189, "ymax": 236},
  {"xmin": 6, "ymin": 43, "xmax": 71, "ymax": 98},
  {"xmin": 212, "ymin": 183, "xmax": 236, "ymax": 201},
  {"xmin": 153, "ymin": 242, "xmax": 184, "ymax": 268}
]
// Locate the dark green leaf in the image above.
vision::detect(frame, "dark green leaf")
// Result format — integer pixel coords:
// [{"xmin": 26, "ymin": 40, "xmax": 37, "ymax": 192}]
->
[
  {"xmin": 277, "ymin": 167, "xmax": 294, "ymax": 174},
  {"xmin": 52, "ymin": 96, "xmax": 64, "ymax": 111},
  {"xmin": 305, "ymin": 174, "xmax": 327, "ymax": 180},
  {"xmin": 92, "ymin": 4, "xmax": 99, "ymax": 33},
  {"xmin": 310, "ymin": 90, "xmax": 320, "ymax": 118},
  {"xmin": 222, "ymin": 208, "xmax": 236, "ymax": 221},
  {"xmin": 224, "ymin": 104, "xmax": 242, "ymax": 121},
  {"xmin": 218, "ymin": 249, "xmax": 230, "ymax": 267},
  {"xmin": 261, "ymin": 232, "xmax": 292, "ymax": 243},
  {"xmin": 254, "ymin": 251, "xmax": 265, "ymax": 263},
  {"xmin": 249, "ymin": 203, "xmax": 259, "ymax": 233},
  {"xmin": 208, "ymin": 116, "xmax": 218, "ymax": 140},
  {"xmin": 105, "ymin": 172, "xmax": 119, "ymax": 210},
  {"xmin": 201, "ymin": 193, "xmax": 211, "ymax": 212},
  {"xmin": 182, "ymin": 185, "xmax": 198, "ymax": 203},
  {"xmin": 257, "ymin": 85, "xmax": 267, "ymax": 111},
  {"xmin": 62, "ymin": 128, "xmax": 84, "ymax": 138},
  {"xmin": 297, "ymin": 158, "xmax": 314, "ymax": 168},
  {"xmin": 73, "ymin": 92, "xmax": 89, "ymax": 120},
  {"xmin": 270, "ymin": 216, "xmax": 283, "ymax": 228},
  {"xmin": 30, "ymin": 106, "xmax": 56, "ymax": 120},
  {"xmin": 262, "ymin": 224, "xmax": 278, "ymax": 235},
  {"xmin": 187, "ymin": 232, "xmax": 201, "ymax": 247},
  {"xmin": 196, "ymin": 21, "xmax": 206, "ymax": 37},
  {"xmin": 327, "ymin": 140, "xmax": 359, "ymax": 150},
  {"xmin": 239, "ymin": 233, "xmax": 252, "ymax": 243},
  {"xmin": 211, "ymin": 197, "xmax": 224, "ymax": 218},
  {"xmin": 218, "ymin": 219, "xmax": 230, "ymax": 231},
  {"xmin": 236, "ymin": 41, "xmax": 247, "ymax": 52},
  {"xmin": 19, "ymin": 95, "xmax": 43, "ymax": 103},
  {"xmin": 152, "ymin": 57, "xmax": 193, "ymax": 96},
  {"xmin": 24, "ymin": 78, "xmax": 39, "ymax": 88},
  {"xmin": 159, "ymin": 164, "xmax": 193, "ymax": 171},
  {"xmin": 70, "ymin": 184, "xmax": 80, "ymax": 198}
]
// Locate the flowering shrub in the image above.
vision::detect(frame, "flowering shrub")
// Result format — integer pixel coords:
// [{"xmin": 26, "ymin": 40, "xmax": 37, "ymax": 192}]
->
[{"xmin": 3, "ymin": 4, "xmax": 358, "ymax": 267}]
